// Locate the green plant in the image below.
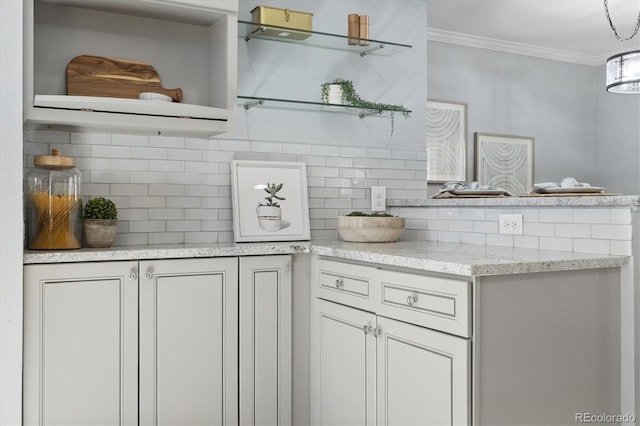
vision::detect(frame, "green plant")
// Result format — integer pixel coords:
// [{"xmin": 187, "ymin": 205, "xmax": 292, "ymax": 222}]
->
[
  {"xmin": 320, "ymin": 77, "xmax": 411, "ymax": 136},
  {"xmin": 345, "ymin": 211, "xmax": 394, "ymax": 217},
  {"xmin": 258, "ymin": 183, "xmax": 286, "ymax": 207},
  {"xmin": 83, "ymin": 197, "xmax": 118, "ymax": 220}
]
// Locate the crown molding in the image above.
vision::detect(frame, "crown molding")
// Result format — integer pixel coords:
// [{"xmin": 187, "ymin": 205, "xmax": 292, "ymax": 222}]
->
[{"xmin": 427, "ymin": 28, "xmax": 605, "ymax": 67}]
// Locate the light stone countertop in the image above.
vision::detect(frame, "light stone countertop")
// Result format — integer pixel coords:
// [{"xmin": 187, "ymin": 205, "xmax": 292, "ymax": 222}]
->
[
  {"xmin": 24, "ymin": 240, "xmax": 629, "ymax": 277},
  {"xmin": 388, "ymin": 194, "xmax": 640, "ymax": 208}
]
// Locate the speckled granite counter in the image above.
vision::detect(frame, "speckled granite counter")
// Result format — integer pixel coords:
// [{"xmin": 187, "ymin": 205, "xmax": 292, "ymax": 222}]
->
[
  {"xmin": 388, "ymin": 194, "xmax": 640, "ymax": 207},
  {"xmin": 24, "ymin": 240, "xmax": 629, "ymax": 277}
]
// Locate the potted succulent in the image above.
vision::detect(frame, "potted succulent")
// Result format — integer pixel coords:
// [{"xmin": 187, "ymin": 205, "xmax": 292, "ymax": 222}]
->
[
  {"xmin": 256, "ymin": 183, "xmax": 285, "ymax": 232},
  {"xmin": 83, "ymin": 196, "xmax": 118, "ymax": 248},
  {"xmin": 320, "ymin": 77, "xmax": 411, "ymax": 136},
  {"xmin": 337, "ymin": 211, "xmax": 405, "ymax": 242}
]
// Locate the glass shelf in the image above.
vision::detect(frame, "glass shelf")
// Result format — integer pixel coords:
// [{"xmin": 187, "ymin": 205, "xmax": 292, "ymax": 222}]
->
[
  {"xmin": 238, "ymin": 95, "xmax": 411, "ymax": 118},
  {"xmin": 238, "ymin": 20, "xmax": 412, "ymax": 57}
]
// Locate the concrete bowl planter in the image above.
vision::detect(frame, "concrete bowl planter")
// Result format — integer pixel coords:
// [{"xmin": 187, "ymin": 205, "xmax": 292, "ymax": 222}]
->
[
  {"xmin": 83, "ymin": 219, "xmax": 117, "ymax": 248},
  {"xmin": 337, "ymin": 215, "xmax": 405, "ymax": 243}
]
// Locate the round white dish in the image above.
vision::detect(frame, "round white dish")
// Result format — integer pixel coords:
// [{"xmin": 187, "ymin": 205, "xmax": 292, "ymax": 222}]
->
[{"xmin": 138, "ymin": 92, "xmax": 172, "ymax": 102}]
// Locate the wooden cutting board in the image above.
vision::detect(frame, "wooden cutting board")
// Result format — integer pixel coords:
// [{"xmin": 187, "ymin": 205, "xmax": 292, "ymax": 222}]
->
[{"xmin": 66, "ymin": 55, "xmax": 183, "ymax": 102}]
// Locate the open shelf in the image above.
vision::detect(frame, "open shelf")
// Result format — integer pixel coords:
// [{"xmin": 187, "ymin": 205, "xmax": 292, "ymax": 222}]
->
[
  {"xmin": 238, "ymin": 95, "xmax": 411, "ymax": 118},
  {"xmin": 239, "ymin": 20, "xmax": 412, "ymax": 57}
]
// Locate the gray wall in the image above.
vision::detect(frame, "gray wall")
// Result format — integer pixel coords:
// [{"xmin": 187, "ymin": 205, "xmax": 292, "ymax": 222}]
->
[{"xmin": 427, "ymin": 41, "xmax": 604, "ymax": 191}]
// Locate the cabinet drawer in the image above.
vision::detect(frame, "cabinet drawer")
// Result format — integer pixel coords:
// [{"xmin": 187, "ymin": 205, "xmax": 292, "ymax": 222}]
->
[
  {"xmin": 314, "ymin": 258, "xmax": 376, "ymax": 310},
  {"xmin": 377, "ymin": 270, "xmax": 471, "ymax": 338}
]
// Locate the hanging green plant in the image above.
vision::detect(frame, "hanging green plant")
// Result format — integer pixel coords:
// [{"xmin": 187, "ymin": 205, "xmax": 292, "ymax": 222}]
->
[{"xmin": 320, "ymin": 77, "xmax": 410, "ymax": 136}]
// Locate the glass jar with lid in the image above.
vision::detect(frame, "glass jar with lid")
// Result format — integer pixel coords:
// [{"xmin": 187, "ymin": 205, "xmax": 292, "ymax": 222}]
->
[{"xmin": 27, "ymin": 149, "xmax": 82, "ymax": 249}]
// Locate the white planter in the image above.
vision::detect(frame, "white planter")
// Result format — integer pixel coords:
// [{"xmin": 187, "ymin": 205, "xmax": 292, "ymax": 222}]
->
[
  {"xmin": 256, "ymin": 205, "xmax": 282, "ymax": 232},
  {"xmin": 326, "ymin": 84, "xmax": 344, "ymax": 104},
  {"xmin": 337, "ymin": 215, "xmax": 405, "ymax": 242}
]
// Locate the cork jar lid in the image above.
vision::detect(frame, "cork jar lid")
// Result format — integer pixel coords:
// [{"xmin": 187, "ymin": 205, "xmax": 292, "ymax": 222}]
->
[{"xmin": 34, "ymin": 149, "xmax": 76, "ymax": 168}]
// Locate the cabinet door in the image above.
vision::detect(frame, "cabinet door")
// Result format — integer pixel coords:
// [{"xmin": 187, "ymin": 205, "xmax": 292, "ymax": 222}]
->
[
  {"xmin": 312, "ymin": 299, "xmax": 377, "ymax": 426},
  {"xmin": 23, "ymin": 261, "xmax": 139, "ymax": 426},
  {"xmin": 239, "ymin": 255, "xmax": 292, "ymax": 426},
  {"xmin": 376, "ymin": 316, "xmax": 470, "ymax": 426},
  {"xmin": 139, "ymin": 257, "xmax": 238, "ymax": 426}
]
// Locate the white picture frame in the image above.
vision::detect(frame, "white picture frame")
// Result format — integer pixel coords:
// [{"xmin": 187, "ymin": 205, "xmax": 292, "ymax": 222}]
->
[
  {"xmin": 231, "ymin": 160, "xmax": 310, "ymax": 242},
  {"xmin": 426, "ymin": 99, "xmax": 468, "ymax": 183},
  {"xmin": 474, "ymin": 132, "xmax": 535, "ymax": 195}
]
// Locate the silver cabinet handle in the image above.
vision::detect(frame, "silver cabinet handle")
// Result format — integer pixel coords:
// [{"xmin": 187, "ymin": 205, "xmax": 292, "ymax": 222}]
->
[
  {"xmin": 372, "ymin": 327, "xmax": 383, "ymax": 337},
  {"xmin": 129, "ymin": 272, "xmax": 137, "ymax": 281},
  {"xmin": 145, "ymin": 272, "xmax": 153, "ymax": 280},
  {"xmin": 407, "ymin": 295, "xmax": 418, "ymax": 306},
  {"xmin": 363, "ymin": 324, "xmax": 373, "ymax": 335},
  {"xmin": 335, "ymin": 279, "xmax": 344, "ymax": 289}
]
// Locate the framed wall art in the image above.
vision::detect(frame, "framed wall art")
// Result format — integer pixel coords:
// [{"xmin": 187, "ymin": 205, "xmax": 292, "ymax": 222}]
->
[
  {"xmin": 231, "ymin": 160, "xmax": 310, "ymax": 242},
  {"xmin": 426, "ymin": 99, "xmax": 467, "ymax": 182},
  {"xmin": 474, "ymin": 132, "xmax": 535, "ymax": 195}
]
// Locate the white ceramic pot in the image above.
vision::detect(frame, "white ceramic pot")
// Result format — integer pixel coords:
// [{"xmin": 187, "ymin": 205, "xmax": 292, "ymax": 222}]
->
[
  {"xmin": 337, "ymin": 215, "xmax": 405, "ymax": 242},
  {"xmin": 326, "ymin": 84, "xmax": 344, "ymax": 104},
  {"xmin": 256, "ymin": 205, "xmax": 282, "ymax": 232}
]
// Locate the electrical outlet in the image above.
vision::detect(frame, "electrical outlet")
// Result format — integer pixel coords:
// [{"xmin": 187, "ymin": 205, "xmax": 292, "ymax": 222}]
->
[
  {"xmin": 499, "ymin": 214, "xmax": 523, "ymax": 235},
  {"xmin": 371, "ymin": 186, "xmax": 386, "ymax": 212}
]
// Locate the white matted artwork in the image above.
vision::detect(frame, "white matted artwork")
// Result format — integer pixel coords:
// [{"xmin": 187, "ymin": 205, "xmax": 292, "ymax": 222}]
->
[
  {"xmin": 426, "ymin": 100, "xmax": 467, "ymax": 182},
  {"xmin": 474, "ymin": 133, "xmax": 535, "ymax": 195},
  {"xmin": 231, "ymin": 160, "xmax": 310, "ymax": 242}
]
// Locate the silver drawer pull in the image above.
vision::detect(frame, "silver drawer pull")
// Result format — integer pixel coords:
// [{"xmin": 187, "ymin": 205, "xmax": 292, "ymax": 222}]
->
[
  {"xmin": 372, "ymin": 326, "xmax": 383, "ymax": 337},
  {"xmin": 335, "ymin": 279, "xmax": 344, "ymax": 289},
  {"xmin": 363, "ymin": 324, "xmax": 373, "ymax": 335},
  {"xmin": 407, "ymin": 295, "xmax": 418, "ymax": 306}
]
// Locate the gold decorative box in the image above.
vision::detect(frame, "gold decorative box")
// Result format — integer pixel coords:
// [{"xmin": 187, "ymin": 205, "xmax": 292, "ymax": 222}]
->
[{"xmin": 250, "ymin": 6, "xmax": 313, "ymax": 40}]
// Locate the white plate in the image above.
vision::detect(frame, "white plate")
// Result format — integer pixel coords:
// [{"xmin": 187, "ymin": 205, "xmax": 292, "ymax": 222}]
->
[
  {"xmin": 138, "ymin": 92, "xmax": 172, "ymax": 102},
  {"xmin": 539, "ymin": 187, "xmax": 604, "ymax": 194},
  {"xmin": 451, "ymin": 189, "xmax": 507, "ymax": 195}
]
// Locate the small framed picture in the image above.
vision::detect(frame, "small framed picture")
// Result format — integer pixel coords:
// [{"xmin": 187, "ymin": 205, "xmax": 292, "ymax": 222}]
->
[
  {"xmin": 426, "ymin": 99, "xmax": 467, "ymax": 183},
  {"xmin": 231, "ymin": 160, "xmax": 310, "ymax": 242},
  {"xmin": 474, "ymin": 132, "xmax": 535, "ymax": 195}
]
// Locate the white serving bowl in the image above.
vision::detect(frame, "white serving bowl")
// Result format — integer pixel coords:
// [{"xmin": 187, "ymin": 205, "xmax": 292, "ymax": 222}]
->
[
  {"xmin": 138, "ymin": 92, "xmax": 172, "ymax": 102},
  {"xmin": 337, "ymin": 215, "xmax": 405, "ymax": 243}
]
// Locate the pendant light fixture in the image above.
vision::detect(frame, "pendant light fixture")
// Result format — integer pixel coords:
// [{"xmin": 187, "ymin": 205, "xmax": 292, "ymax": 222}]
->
[{"xmin": 604, "ymin": 0, "xmax": 640, "ymax": 93}]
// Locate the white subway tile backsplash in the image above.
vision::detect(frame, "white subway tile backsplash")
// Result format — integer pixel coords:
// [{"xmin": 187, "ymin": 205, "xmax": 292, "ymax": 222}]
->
[
  {"xmin": 366, "ymin": 148, "xmax": 392, "ymax": 158},
  {"xmin": 555, "ymin": 223, "xmax": 591, "ymax": 238},
  {"xmin": 539, "ymin": 208, "xmax": 573, "ymax": 223},
  {"xmin": 611, "ymin": 208, "xmax": 632, "ymax": 224},
  {"xmin": 539, "ymin": 237, "xmax": 573, "ymax": 252},
  {"xmin": 514, "ymin": 235, "xmax": 539, "ymax": 249},
  {"xmin": 592, "ymin": 224, "xmax": 633, "ymax": 240},
  {"xmin": 130, "ymin": 171, "xmax": 167, "ymax": 184},
  {"xmin": 25, "ymin": 130, "xmax": 635, "ymax": 250},
  {"xmin": 112, "ymin": 134, "xmax": 149, "ymax": 147},
  {"xmin": 150, "ymin": 136, "xmax": 185, "ymax": 149},
  {"xmin": 572, "ymin": 238, "xmax": 610, "ymax": 254},
  {"xmin": 71, "ymin": 132, "xmax": 111, "ymax": 145},
  {"xmin": 524, "ymin": 222, "xmax": 555, "ymax": 237},
  {"xmin": 486, "ymin": 234, "xmax": 514, "ymax": 247},
  {"xmin": 131, "ymin": 147, "xmax": 168, "ymax": 160},
  {"xmin": 573, "ymin": 208, "xmax": 611, "ymax": 224},
  {"xmin": 311, "ymin": 145, "xmax": 340, "ymax": 157}
]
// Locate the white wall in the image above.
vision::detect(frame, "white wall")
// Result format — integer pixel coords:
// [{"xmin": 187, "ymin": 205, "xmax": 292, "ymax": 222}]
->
[{"xmin": 0, "ymin": 1, "xmax": 23, "ymax": 425}]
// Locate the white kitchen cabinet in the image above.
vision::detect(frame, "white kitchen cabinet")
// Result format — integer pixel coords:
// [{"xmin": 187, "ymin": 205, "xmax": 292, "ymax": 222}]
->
[
  {"xmin": 24, "ymin": 0, "xmax": 238, "ymax": 137},
  {"xmin": 239, "ymin": 255, "xmax": 292, "ymax": 426},
  {"xmin": 23, "ymin": 261, "xmax": 139, "ymax": 426},
  {"xmin": 312, "ymin": 297, "xmax": 470, "ymax": 426},
  {"xmin": 24, "ymin": 255, "xmax": 296, "ymax": 426},
  {"xmin": 139, "ymin": 257, "xmax": 238, "ymax": 426}
]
